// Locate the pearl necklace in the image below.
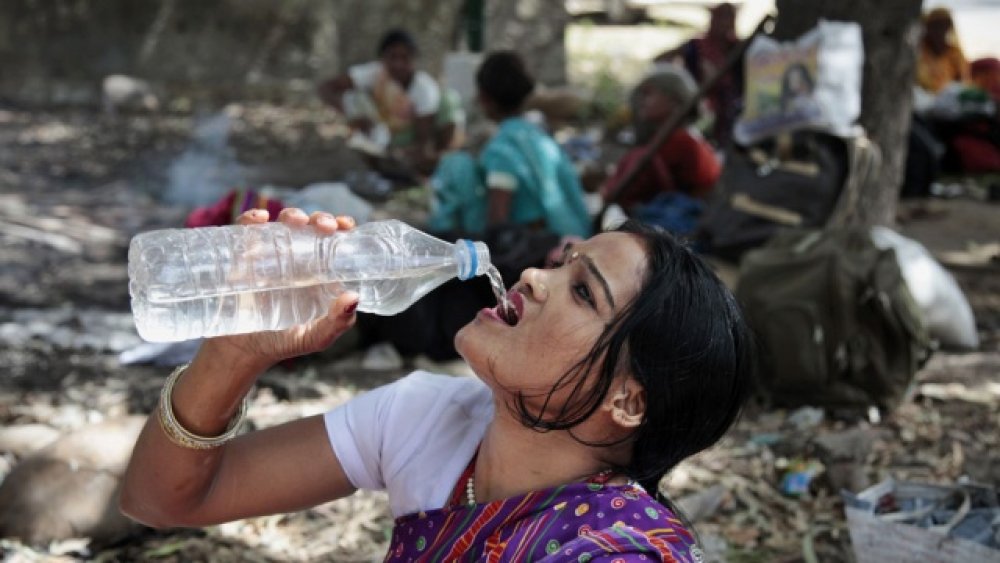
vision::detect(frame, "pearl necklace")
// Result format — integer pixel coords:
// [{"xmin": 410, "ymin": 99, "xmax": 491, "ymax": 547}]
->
[
  {"xmin": 466, "ymin": 475, "xmax": 476, "ymax": 506},
  {"xmin": 466, "ymin": 469, "xmax": 616, "ymax": 507}
]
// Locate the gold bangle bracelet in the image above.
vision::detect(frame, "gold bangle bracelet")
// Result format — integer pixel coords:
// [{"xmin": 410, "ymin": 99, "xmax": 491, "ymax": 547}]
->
[{"xmin": 157, "ymin": 363, "xmax": 249, "ymax": 450}]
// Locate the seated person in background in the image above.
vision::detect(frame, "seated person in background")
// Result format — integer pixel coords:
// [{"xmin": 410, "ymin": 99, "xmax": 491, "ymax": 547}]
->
[
  {"xmin": 655, "ymin": 2, "xmax": 742, "ymax": 148},
  {"xmin": 916, "ymin": 8, "xmax": 969, "ymax": 95},
  {"xmin": 318, "ymin": 29, "xmax": 462, "ymax": 174},
  {"xmin": 602, "ymin": 68, "xmax": 721, "ymax": 212},
  {"xmin": 914, "ymin": 9, "xmax": 1000, "ymax": 175},
  {"xmin": 428, "ymin": 51, "xmax": 592, "ymax": 239},
  {"xmin": 121, "ymin": 207, "xmax": 755, "ymax": 561},
  {"xmin": 971, "ymin": 57, "xmax": 1000, "ymax": 103}
]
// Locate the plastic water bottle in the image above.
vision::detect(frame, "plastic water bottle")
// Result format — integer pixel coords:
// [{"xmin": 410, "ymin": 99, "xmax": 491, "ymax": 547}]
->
[{"xmin": 128, "ymin": 219, "xmax": 490, "ymax": 342}]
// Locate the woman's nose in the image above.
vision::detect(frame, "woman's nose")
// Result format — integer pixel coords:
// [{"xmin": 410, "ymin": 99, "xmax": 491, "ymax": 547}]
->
[{"xmin": 519, "ymin": 268, "xmax": 549, "ymax": 302}]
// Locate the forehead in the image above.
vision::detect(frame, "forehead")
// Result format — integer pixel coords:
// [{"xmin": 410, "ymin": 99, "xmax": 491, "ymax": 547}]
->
[
  {"xmin": 578, "ymin": 232, "xmax": 648, "ymax": 303},
  {"xmin": 382, "ymin": 43, "xmax": 415, "ymax": 59}
]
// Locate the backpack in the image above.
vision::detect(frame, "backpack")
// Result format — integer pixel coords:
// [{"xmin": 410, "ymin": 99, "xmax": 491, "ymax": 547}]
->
[
  {"xmin": 698, "ymin": 131, "xmax": 849, "ymax": 260},
  {"xmin": 735, "ymin": 228, "xmax": 932, "ymax": 411}
]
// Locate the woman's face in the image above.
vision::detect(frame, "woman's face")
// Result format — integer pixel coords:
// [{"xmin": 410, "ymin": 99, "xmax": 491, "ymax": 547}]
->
[
  {"xmin": 455, "ymin": 232, "xmax": 648, "ymax": 416},
  {"xmin": 638, "ymin": 84, "xmax": 675, "ymax": 123}
]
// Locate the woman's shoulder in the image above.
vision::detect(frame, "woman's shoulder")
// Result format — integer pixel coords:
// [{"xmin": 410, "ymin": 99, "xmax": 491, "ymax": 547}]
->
[
  {"xmin": 558, "ymin": 484, "xmax": 701, "ymax": 560},
  {"xmin": 513, "ymin": 482, "xmax": 701, "ymax": 561},
  {"xmin": 484, "ymin": 118, "xmax": 558, "ymax": 158},
  {"xmin": 392, "ymin": 371, "xmax": 490, "ymax": 409}
]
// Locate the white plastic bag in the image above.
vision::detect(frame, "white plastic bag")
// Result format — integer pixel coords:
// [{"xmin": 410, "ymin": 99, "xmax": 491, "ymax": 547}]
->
[
  {"xmin": 286, "ymin": 182, "xmax": 374, "ymax": 224},
  {"xmin": 870, "ymin": 226, "xmax": 979, "ymax": 350},
  {"xmin": 735, "ymin": 20, "xmax": 864, "ymax": 145},
  {"xmin": 844, "ymin": 479, "xmax": 1000, "ymax": 563}
]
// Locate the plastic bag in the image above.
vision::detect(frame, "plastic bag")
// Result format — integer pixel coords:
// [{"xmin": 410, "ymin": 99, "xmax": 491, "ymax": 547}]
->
[
  {"xmin": 844, "ymin": 479, "xmax": 1000, "ymax": 563},
  {"xmin": 870, "ymin": 226, "xmax": 979, "ymax": 350},
  {"xmin": 286, "ymin": 182, "xmax": 374, "ymax": 224},
  {"xmin": 735, "ymin": 20, "xmax": 863, "ymax": 145}
]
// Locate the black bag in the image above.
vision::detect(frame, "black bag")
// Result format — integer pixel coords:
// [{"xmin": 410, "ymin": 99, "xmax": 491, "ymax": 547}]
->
[
  {"xmin": 735, "ymin": 228, "xmax": 932, "ymax": 411},
  {"xmin": 699, "ymin": 132, "xmax": 849, "ymax": 260}
]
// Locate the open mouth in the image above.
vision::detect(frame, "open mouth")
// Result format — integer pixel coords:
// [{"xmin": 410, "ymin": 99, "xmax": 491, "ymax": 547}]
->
[{"xmin": 497, "ymin": 290, "xmax": 523, "ymax": 326}]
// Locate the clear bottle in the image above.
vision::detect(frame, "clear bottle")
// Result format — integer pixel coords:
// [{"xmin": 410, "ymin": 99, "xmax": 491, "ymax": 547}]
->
[{"xmin": 128, "ymin": 219, "xmax": 490, "ymax": 342}]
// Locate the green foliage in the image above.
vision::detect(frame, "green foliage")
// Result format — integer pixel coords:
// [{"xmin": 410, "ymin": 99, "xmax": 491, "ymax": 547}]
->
[{"xmin": 588, "ymin": 66, "xmax": 627, "ymax": 120}]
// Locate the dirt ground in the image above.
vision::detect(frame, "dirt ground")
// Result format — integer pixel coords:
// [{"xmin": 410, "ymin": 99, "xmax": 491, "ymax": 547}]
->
[{"xmin": 0, "ymin": 105, "xmax": 997, "ymax": 562}]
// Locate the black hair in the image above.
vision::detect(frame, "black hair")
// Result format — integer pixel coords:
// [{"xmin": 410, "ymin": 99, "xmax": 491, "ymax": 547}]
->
[
  {"xmin": 511, "ymin": 221, "xmax": 756, "ymax": 495},
  {"xmin": 378, "ymin": 28, "xmax": 418, "ymax": 56},
  {"xmin": 779, "ymin": 63, "xmax": 815, "ymax": 112},
  {"xmin": 476, "ymin": 51, "xmax": 536, "ymax": 113}
]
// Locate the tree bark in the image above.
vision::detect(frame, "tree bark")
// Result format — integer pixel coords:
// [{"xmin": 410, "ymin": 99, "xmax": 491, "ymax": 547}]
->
[{"xmin": 773, "ymin": 0, "xmax": 923, "ymax": 227}]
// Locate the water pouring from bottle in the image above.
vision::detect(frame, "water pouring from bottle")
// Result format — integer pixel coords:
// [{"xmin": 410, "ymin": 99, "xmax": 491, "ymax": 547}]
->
[{"xmin": 486, "ymin": 265, "xmax": 516, "ymax": 326}]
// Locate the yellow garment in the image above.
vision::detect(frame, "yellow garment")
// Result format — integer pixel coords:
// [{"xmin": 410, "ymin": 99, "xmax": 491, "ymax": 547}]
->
[
  {"xmin": 370, "ymin": 68, "xmax": 415, "ymax": 137},
  {"xmin": 917, "ymin": 43, "xmax": 970, "ymax": 93}
]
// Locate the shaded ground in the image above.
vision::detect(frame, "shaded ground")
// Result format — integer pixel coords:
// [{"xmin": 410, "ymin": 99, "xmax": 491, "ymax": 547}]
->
[{"xmin": 0, "ymin": 106, "xmax": 997, "ymax": 561}]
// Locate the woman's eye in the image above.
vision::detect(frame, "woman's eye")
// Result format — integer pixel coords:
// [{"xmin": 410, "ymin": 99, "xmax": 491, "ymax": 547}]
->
[{"xmin": 573, "ymin": 283, "xmax": 595, "ymax": 307}]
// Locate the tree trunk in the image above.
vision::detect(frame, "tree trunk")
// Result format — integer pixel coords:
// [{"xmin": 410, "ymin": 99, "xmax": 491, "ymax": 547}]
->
[
  {"xmin": 773, "ymin": 0, "xmax": 923, "ymax": 227},
  {"xmin": 485, "ymin": 0, "xmax": 569, "ymax": 85}
]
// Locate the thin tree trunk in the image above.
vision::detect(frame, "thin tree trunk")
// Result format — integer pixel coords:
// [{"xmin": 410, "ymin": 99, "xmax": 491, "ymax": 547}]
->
[{"xmin": 773, "ymin": 0, "xmax": 923, "ymax": 227}]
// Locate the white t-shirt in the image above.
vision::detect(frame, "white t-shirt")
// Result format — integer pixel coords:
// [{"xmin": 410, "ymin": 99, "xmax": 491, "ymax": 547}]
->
[
  {"xmin": 323, "ymin": 371, "xmax": 492, "ymax": 518},
  {"xmin": 348, "ymin": 61, "xmax": 441, "ymax": 117}
]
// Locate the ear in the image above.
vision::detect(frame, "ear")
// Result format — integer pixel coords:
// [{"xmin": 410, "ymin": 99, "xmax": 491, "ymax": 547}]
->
[{"xmin": 605, "ymin": 377, "xmax": 646, "ymax": 429}]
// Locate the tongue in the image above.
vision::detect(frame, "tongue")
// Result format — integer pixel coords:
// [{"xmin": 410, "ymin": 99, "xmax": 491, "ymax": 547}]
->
[{"xmin": 498, "ymin": 303, "xmax": 517, "ymax": 326}]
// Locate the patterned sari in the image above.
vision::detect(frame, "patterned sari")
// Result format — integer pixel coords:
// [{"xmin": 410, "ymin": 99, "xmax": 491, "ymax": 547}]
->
[{"xmin": 384, "ymin": 464, "xmax": 701, "ymax": 562}]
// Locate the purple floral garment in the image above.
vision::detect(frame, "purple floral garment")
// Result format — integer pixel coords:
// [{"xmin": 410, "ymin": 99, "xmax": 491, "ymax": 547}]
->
[{"xmin": 384, "ymin": 474, "xmax": 703, "ymax": 563}]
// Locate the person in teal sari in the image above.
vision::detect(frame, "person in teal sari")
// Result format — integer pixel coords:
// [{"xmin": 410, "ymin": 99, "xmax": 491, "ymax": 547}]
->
[{"xmin": 429, "ymin": 51, "xmax": 592, "ymax": 239}]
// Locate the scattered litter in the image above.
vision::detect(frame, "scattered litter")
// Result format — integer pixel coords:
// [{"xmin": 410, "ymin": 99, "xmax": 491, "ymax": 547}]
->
[
  {"xmin": 844, "ymin": 479, "xmax": 1000, "ymax": 562},
  {"xmin": 675, "ymin": 484, "xmax": 729, "ymax": 523},
  {"xmin": 780, "ymin": 458, "xmax": 825, "ymax": 497},
  {"xmin": 786, "ymin": 406, "xmax": 825, "ymax": 431}
]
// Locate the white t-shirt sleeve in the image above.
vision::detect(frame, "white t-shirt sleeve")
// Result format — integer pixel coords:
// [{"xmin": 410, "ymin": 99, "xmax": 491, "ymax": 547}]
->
[
  {"xmin": 323, "ymin": 371, "xmax": 492, "ymax": 517},
  {"xmin": 322, "ymin": 375, "xmax": 395, "ymax": 490},
  {"xmin": 347, "ymin": 61, "xmax": 382, "ymax": 91},
  {"xmin": 408, "ymin": 71, "xmax": 441, "ymax": 117}
]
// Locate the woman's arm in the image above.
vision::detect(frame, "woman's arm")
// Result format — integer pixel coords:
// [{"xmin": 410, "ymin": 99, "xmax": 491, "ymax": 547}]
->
[
  {"xmin": 120, "ymin": 346, "xmax": 356, "ymax": 527},
  {"xmin": 120, "ymin": 209, "xmax": 360, "ymax": 528}
]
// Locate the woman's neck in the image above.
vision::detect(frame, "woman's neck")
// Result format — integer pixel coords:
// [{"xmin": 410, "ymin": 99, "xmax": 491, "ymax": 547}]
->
[
  {"xmin": 492, "ymin": 110, "xmax": 522, "ymax": 123},
  {"xmin": 471, "ymin": 410, "xmax": 617, "ymax": 503}
]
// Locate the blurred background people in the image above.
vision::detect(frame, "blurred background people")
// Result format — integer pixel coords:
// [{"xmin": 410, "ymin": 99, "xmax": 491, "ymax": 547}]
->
[
  {"xmin": 916, "ymin": 8, "xmax": 970, "ymax": 95},
  {"xmin": 601, "ymin": 67, "xmax": 721, "ymax": 212},
  {"xmin": 655, "ymin": 2, "xmax": 742, "ymax": 147},
  {"xmin": 318, "ymin": 29, "xmax": 463, "ymax": 175},
  {"xmin": 428, "ymin": 51, "xmax": 591, "ymax": 238}
]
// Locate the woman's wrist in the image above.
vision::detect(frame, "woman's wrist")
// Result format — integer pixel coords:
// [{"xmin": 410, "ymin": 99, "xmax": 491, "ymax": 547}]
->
[
  {"xmin": 164, "ymin": 342, "xmax": 270, "ymax": 438},
  {"xmin": 194, "ymin": 338, "xmax": 276, "ymax": 379}
]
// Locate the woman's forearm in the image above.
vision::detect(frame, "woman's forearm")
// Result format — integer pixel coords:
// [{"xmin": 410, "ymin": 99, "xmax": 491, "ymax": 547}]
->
[{"xmin": 119, "ymin": 342, "xmax": 270, "ymax": 527}]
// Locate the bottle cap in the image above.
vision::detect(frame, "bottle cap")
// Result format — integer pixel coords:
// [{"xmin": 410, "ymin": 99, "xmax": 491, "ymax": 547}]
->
[{"xmin": 456, "ymin": 240, "xmax": 491, "ymax": 280}]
